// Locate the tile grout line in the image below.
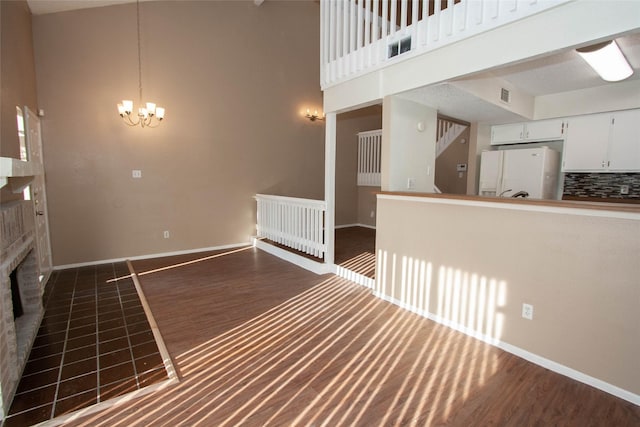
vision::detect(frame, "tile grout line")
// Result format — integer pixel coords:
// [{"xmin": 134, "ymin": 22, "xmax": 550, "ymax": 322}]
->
[
  {"xmin": 115, "ymin": 264, "xmax": 141, "ymax": 389},
  {"xmin": 95, "ymin": 265, "xmax": 101, "ymax": 403},
  {"xmin": 49, "ymin": 268, "xmax": 78, "ymax": 420}
]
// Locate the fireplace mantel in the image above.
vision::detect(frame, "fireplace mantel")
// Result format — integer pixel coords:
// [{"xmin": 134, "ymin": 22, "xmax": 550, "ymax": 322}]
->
[{"xmin": 0, "ymin": 157, "xmax": 43, "ymax": 192}]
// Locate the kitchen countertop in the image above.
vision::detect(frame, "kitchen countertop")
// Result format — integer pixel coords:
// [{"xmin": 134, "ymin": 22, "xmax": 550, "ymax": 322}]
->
[{"xmin": 378, "ymin": 191, "xmax": 640, "ymax": 214}]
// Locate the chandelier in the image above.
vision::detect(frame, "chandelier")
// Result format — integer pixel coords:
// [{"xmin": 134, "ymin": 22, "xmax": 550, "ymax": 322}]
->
[{"xmin": 117, "ymin": 0, "xmax": 165, "ymax": 128}]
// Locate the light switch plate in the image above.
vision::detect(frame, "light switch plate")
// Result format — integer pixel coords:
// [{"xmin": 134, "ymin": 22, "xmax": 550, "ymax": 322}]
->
[{"xmin": 132, "ymin": 170, "xmax": 142, "ymax": 178}]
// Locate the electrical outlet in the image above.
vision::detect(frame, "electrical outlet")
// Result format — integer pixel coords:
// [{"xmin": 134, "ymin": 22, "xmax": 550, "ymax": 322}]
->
[
  {"xmin": 522, "ymin": 303, "xmax": 533, "ymax": 320},
  {"xmin": 132, "ymin": 170, "xmax": 142, "ymax": 178},
  {"xmin": 370, "ymin": 210, "xmax": 375, "ymax": 218},
  {"xmin": 163, "ymin": 230, "xmax": 170, "ymax": 239},
  {"xmin": 407, "ymin": 178, "xmax": 416, "ymax": 189},
  {"xmin": 620, "ymin": 185, "xmax": 629, "ymax": 195}
]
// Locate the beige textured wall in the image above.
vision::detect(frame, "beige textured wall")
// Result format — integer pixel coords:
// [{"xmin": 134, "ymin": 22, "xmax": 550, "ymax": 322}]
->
[
  {"xmin": 356, "ymin": 186, "xmax": 378, "ymax": 227},
  {"xmin": 375, "ymin": 195, "xmax": 640, "ymax": 396},
  {"xmin": 335, "ymin": 106, "xmax": 381, "ymax": 226},
  {"xmin": 435, "ymin": 127, "xmax": 470, "ymax": 195},
  {"xmin": 382, "ymin": 96, "xmax": 436, "ymax": 192},
  {"xmin": 0, "ymin": 0, "xmax": 39, "ymax": 202},
  {"xmin": 32, "ymin": 1, "xmax": 325, "ymax": 265}
]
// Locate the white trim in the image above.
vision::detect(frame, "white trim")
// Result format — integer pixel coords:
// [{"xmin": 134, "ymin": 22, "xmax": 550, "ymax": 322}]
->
[
  {"xmin": 335, "ymin": 265, "xmax": 375, "ymax": 289},
  {"xmin": 253, "ymin": 238, "xmax": 332, "ymax": 275},
  {"xmin": 334, "ymin": 223, "xmax": 376, "ymax": 230},
  {"xmin": 52, "ymin": 242, "xmax": 251, "ymax": 271},
  {"xmin": 373, "ymin": 291, "xmax": 640, "ymax": 406},
  {"xmin": 37, "ymin": 377, "xmax": 178, "ymax": 427},
  {"xmin": 377, "ymin": 194, "xmax": 640, "ymax": 220},
  {"xmin": 126, "ymin": 260, "xmax": 178, "ymax": 381}
]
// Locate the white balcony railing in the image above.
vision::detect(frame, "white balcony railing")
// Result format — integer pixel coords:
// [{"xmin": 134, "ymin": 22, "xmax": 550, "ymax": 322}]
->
[
  {"xmin": 320, "ymin": 0, "xmax": 571, "ymax": 89},
  {"xmin": 357, "ymin": 129, "xmax": 382, "ymax": 186},
  {"xmin": 255, "ymin": 194, "xmax": 327, "ymax": 259}
]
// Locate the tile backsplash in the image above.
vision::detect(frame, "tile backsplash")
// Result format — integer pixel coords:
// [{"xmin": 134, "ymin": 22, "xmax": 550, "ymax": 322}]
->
[{"xmin": 563, "ymin": 173, "xmax": 640, "ymax": 201}]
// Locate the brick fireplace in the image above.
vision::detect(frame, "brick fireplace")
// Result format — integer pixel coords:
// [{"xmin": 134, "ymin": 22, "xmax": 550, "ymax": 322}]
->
[{"xmin": 0, "ymin": 201, "xmax": 43, "ymax": 420}]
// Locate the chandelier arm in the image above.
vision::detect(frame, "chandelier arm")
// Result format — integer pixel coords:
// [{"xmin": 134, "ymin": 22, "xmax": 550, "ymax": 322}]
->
[{"xmin": 124, "ymin": 114, "xmax": 140, "ymax": 126}]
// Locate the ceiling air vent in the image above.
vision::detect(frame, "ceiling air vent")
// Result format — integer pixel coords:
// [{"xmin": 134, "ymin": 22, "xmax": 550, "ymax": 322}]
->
[{"xmin": 500, "ymin": 88, "xmax": 511, "ymax": 104}]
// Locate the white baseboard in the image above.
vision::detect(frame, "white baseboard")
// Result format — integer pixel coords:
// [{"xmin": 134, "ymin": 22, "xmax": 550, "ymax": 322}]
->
[
  {"xmin": 335, "ymin": 265, "xmax": 375, "ymax": 289},
  {"xmin": 253, "ymin": 238, "xmax": 332, "ymax": 275},
  {"xmin": 372, "ymin": 291, "xmax": 640, "ymax": 406},
  {"xmin": 335, "ymin": 223, "xmax": 376, "ymax": 230},
  {"xmin": 53, "ymin": 242, "xmax": 251, "ymax": 271}
]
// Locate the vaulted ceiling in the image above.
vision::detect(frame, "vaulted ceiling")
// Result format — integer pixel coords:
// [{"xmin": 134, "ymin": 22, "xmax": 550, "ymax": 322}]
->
[{"xmin": 27, "ymin": 0, "xmax": 640, "ymax": 124}]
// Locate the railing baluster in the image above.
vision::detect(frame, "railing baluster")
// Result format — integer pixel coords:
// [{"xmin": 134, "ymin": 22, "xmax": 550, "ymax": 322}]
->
[
  {"xmin": 350, "ymin": 0, "xmax": 357, "ymax": 72},
  {"xmin": 356, "ymin": 0, "xmax": 364, "ymax": 70},
  {"xmin": 389, "ymin": 0, "xmax": 397, "ymax": 37},
  {"xmin": 400, "ymin": 0, "xmax": 407, "ymax": 33},
  {"xmin": 336, "ymin": 0, "xmax": 342, "ymax": 77},
  {"xmin": 381, "ymin": 0, "xmax": 388, "ymax": 40},
  {"xmin": 372, "ymin": 0, "xmax": 379, "ymax": 64},
  {"xmin": 364, "ymin": 0, "xmax": 371, "ymax": 66},
  {"xmin": 411, "ymin": 0, "xmax": 418, "ymax": 45},
  {"xmin": 255, "ymin": 194, "xmax": 327, "ymax": 260},
  {"xmin": 343, "ymin": 0, "xmax": 349, "ymax": 76},
  {"xmin": 446, "ymin": 0, "xmax": 455, "ymax": 36},
  {"xmin": 330, "ymin": 0, "xmax": 337, "ymax": 82},
  {"xmin": 432, "ymin": 0, "xmax": 441, "ymax": 42}
]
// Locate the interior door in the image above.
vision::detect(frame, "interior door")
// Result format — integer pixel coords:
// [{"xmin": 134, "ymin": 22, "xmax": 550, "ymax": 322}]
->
[{"xmin": 24, "ymin": 107, "xmax": 53, "ymax": 287}]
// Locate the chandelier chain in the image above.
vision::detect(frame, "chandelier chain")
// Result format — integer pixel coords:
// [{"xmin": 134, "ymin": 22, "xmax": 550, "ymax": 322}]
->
[{"xmin": 137, "ymin": 0, "xmax": 143, "ymax": 104}]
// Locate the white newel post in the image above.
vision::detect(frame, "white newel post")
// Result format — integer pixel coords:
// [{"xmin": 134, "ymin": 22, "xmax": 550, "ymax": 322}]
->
[{"xmin": 324, "ymin": 112, "xmax": 336, "ymax": 266}]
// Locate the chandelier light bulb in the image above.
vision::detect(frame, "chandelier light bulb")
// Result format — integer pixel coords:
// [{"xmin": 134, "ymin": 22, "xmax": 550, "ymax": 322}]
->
[{"xmin": 122, "ymin": 100, "xmax": 133, "ymax": 113}]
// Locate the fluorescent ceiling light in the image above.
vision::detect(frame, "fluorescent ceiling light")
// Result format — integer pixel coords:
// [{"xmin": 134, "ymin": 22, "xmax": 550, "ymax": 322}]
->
[{"xmin": 576, "ymin": 40, "xmax": 633, "ymax": 82}]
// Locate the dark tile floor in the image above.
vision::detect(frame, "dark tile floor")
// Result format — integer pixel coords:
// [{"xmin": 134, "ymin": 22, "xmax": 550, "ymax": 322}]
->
[{"xmin": 4, "ymin": 262, "xmax": 169, "ymax": 426}]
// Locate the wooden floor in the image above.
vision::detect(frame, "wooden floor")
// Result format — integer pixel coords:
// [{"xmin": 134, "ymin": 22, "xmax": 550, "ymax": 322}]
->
[
  {"xmin": 335, "ymin": 226, "xmax": 376, "ymax": 278},
  {"xmin": 60, "ymin": 247, "xmax": 639, "ymax": 426}
]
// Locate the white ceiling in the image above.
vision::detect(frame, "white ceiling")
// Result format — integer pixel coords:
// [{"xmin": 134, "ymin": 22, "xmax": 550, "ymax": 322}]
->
[{"xmin": 400, "ymin": 32, "xmax": 640, "ymax": 124}]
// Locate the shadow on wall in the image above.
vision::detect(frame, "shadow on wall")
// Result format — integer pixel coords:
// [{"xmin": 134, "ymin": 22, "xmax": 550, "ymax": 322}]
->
[{"xmin": 375, "ymin": 249, "xmax": 507, "ymax": 345}]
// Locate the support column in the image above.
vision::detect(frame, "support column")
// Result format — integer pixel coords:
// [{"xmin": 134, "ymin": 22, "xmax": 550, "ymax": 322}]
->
[{"xmin": 324, "ymin": 112, "xmax": 336, "ymax": 266}]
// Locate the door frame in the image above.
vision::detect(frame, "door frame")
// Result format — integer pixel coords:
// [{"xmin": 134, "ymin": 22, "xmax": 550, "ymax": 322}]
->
[{"xmin": 24, "ymin": 106, "xmax": 53, "ymax": 288}]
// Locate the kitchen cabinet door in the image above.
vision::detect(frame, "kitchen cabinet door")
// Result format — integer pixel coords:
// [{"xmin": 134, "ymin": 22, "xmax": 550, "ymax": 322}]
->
[
  {"xmin": 608, "ymin": 109, "xmax": 640, "ymax": 171},
  {"xmin": 525, "ymin": 119, "xmax": 565, "ymax": 141},
  {"xmin": 491, "ymin": 124, "xmax": 524, "ymax": 145},
  {"xmin": 562, "ymin": 114, "xmax": 610, "ymax": 171}
]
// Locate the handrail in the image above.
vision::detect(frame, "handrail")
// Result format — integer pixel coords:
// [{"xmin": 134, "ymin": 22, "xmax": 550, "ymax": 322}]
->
[{"xmin": 255, "ymin": 193, "xmax": 326, "ymax": 208}]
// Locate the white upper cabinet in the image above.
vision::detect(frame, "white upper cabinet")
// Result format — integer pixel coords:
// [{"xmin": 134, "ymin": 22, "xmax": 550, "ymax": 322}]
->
[
  {"xmin": 490, "ymin": 123, "xmax": 525, "ymax": 145},
  {"xmin": 608, "ymin": 109, "xmax": 640, "ymax": 171},
  {"xmin": 562, "ymin": 109, "xmax": 640, "ymax": 172},
  {"xmin": 490, "ymin": 119, "xmax": 565, "ymax": 145},
  {"xmin": 562, "ymin": 114, "xmax": 610, "ymax": 171},
  {"xmin": 526, "ymin": 119, "xmax": 565, "ymax": 141}
]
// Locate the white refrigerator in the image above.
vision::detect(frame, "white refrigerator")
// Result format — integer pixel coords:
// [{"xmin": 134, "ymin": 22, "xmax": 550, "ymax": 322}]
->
[{"xmin": 478, "ymin": 147, "xmax": 561, "ymax": 199}]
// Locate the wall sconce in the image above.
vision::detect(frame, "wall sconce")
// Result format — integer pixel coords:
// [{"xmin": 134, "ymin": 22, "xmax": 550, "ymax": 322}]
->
[{"xmin": 305, "ymin": 108, "xmax": 325, "ymax": 122}]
